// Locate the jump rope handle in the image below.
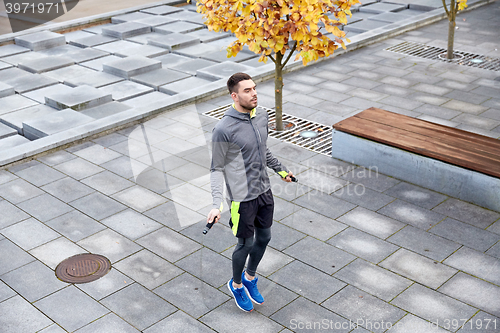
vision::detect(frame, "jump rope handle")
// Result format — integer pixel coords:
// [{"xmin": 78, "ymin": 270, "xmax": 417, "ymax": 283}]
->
[
  {"xmin": 203, "ymin": 217, "xmax": 217, "ymax": 234},
  {"xmin": 290, "ymin": 176, "xmax": 298, "ymax": 182}
]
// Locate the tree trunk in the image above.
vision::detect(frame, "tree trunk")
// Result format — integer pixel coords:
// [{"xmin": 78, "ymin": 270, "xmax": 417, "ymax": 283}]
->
[
  {"xmin": 274, "ymin": 52, "xmax": 284, "ymax": 131},
  {"xmin": 447, "ymin": 0, "xmax": 456, "ymax": 60}
]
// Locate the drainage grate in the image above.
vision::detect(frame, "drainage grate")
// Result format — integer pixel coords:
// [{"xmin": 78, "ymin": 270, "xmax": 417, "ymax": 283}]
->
[
  {"xmin": 386, "ymin": 41, "xmax": 500, "ymax": 71},
  {"xmin": 55, "ymin": 253, "xmax": 111, "ymax": 284},
  {"xmin": 203, "ymin": 104, "xmax": 332, "ymax": 155}
]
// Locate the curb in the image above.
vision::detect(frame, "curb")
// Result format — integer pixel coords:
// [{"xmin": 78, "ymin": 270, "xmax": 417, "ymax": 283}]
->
[{"xmin": 0, "ymin": 0, "xmax": 496, "ymax": 168}]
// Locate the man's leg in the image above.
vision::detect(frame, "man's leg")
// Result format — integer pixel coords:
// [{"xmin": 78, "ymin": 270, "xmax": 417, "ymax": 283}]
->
[
  {"xmin": 232, "ymin": 236, "xmax": 254, "ymax": 286},
  {"xmin": 246, "ymin": 226, "xmax": 271, "ymax": 277}
]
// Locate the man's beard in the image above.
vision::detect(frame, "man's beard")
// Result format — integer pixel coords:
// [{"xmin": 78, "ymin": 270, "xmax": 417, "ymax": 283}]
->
[{"xmin": 240, "ymin": 98, "xmax": 257, "ymax": 111}]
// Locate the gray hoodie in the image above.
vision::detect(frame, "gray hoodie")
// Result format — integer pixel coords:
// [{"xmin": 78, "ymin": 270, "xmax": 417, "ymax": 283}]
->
[{"xmin": 210, "ymin": 105, "xmax": 288, "ymax": 210}]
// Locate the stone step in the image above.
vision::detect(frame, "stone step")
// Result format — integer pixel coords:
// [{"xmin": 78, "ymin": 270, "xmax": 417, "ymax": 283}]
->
[
  {"xmin": 0, "ymin": 82, "xmax": 15, "ymax": 98},
  {"xmin": 130, "ymin": 68, "xmax": 191, "ymax": 90},
  {"xmin": 111, "ymin": 12, "xmax": 154, "ymax": 24},
  {"xmin": 98, "ymin": 80, "xmax": 154, "ymax": 102},
  {"xmin": 44, "ymin": 85, "xmax": 112, "ymax": 111},
  {"xmin": 169, "ymin": 58, "xmax": 217, "ymax": 76},
  {"xmin": 154, "ymin": 21, "xmax": 204, "ymax": 34},
  {"xmin": 140, "ymin": 5, "xmax": 183, "ymax": 15},
  {"xmin": 7, "ymin": 73, "xmax": 59, "ymax": 94},
  {"xmin": 102, "ymin": 56, "xmax": 162, "ymax": 79},
  {"xmin": 0, "ymin": 44, "xmax": 30, "ymax": 58},
  {"xmin": 147, "ymin": 33, "xmax": 200, "ymax": 51},
  {"xmin": 80, "ymin": 101, "xmax": 132, "ymax": 119},
  {"xmin": 0, "ymin": 122, "xmax": 17, "ymax": 139},
  {"xmin": 185, "ymin": 30, "xmax": 231, "ymax": 43},
  {"xmin": 0, "ymin": 61, "xmax": 13, "ymax": 71},
  {"xmin": 64, "ymin": 71, "xmax": 124, "ymax": 88},
  {"xmin": 102, "ymin": 22, "xmax": 152, "ymax": 39},
  {"xmin": 69, "ymin": 34, "xmax": 118, "ymax": 48},
  {"xmin": 114, "ymin": 44, "xmax": 169, "ymax": 58},
  {"xmin": 133, "ymin": 16, "xmax": 178, "ymax": 28},
  {"xmin": 18, "ymin": 56, "xmax": 75, "ymax": 74},
  {"xmin": 159, "ymin": 76, "xmax": 213, "ymax": 95},
  {"xmin": 14, "ymin": 31, "xmax": 66, "ymax": 51},
  {"xmin": 21, "ymin": 83, "xmax": 73, "ymax": 104},
  {"xmin": 0, "ymin": 94, "xmax": 39, "ymax": 117},
  {"xmin": 359, "ymin": 2, "xmax": 408, "ymax": 14},
  {"xmin": 196, "ymin": 61, "xmax": 254, "ymax": 81},
  {"xmin": 0, "ymin": 104, "xmax": 58, "ymax": 135},
  {"xmin": 22, "ymin": 109, "xmax": 94, "ymax": 140},
  {"xmin": 0, "ymin": 134, "xmax": 30, "ymax": 150}
]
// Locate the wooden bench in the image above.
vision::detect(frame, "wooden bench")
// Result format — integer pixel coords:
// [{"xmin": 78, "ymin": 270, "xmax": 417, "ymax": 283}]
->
[{"xmin": 331, "ymin": 107, "xmax": 500, "ymax": 212}]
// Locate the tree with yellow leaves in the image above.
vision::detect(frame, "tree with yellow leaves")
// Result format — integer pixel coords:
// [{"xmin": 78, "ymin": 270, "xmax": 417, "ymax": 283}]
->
[
  {"xmin": 443, "ymin": 0, "xmax": 468, "ymax": 60},
  {"xmin": 197, "ymin": 0, "xmax": 360, "ymax": 131}
]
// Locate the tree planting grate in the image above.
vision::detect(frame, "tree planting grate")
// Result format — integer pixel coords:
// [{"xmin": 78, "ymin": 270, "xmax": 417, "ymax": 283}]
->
[
  {"xmin": 385, "ymin": 41, "xmax": 500, "ymax": 71},
  {"xmin": 55, "ymin": 253, "xmax": 111, "ymax": 284},
  {"xmin": 203, "ymin": 104, "xmax": 332, "ymax": 156}
]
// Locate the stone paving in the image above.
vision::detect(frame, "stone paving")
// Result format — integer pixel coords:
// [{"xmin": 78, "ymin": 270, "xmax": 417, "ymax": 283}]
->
[{"xmin": 0, "ymin": 0, "xmax": 500, "ymax": 332}]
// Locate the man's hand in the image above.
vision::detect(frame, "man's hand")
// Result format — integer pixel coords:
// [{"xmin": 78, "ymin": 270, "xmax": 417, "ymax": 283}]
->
[
  {"xmin": 282, "ymin": 171, "xmax": 295, "ymax": 183},
  {"xmin": 207, "ymin": 208, "xmax": 221, "ymax": 224}
]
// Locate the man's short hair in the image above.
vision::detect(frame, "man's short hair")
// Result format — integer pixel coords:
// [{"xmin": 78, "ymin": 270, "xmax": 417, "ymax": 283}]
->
[{"xmin": 227, "ymin": 72, "xmax": 252, "ymax": 94}]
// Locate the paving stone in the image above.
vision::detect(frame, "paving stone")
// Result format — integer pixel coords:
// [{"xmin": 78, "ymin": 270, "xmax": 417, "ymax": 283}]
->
[
  {"xmin": 42, "ymin": 65, "xmax": 97, "ymax": 83},
  {"xmin": 72, "ymin": 143, "xmax": 122, "ymax": 165},
  {"xmin": 101, "ymin": 209, "xmax": 162, "ymax": 240},
  {"xmin": 388, "ymin": 225, "xmax": 460, "ymax": 261},
  {"xmin": 284, "ymin": 236, "xmax": 355, "ymax": 274},
  {"xmin": 61, "ymin": 30, "xmax": 95, "ymax": 42},
  {"xmin": 185, "ymin": 29, "xmax": 232, "ymax": 43},
  {"xmin": 0, "ymin": 218, "xmax": 58, "ymax": 250},
  {"xmin": 0, "ymin": 122, "xmax": 17, "ymax": 139},
  {"xmin": 79, "ymin": 101, "xmax": 132, "ymax": 119},
  {"xmin": 0, "ymin": 200, "xmax": 29, "ymax": 229},
  {"xmin": 82, "ymin": 23, "xmax": 115, "ymax": 34},
  {"xmin": 335, "ymin": 259, "xmax": 412, "ymax": 302},
  {"xmin": 0, "ymin": 94, "xmax": 39, "ymax": 116},
  {"xmin": 153, "ymin": 273, "xmax": 229, "ymax": 318},
  {"xmin": 431, "ymin": 217, "xmax": 500, "ymax": 251},
  {"xmin": 271, "ymin": 297, "xmax": 350, "ymax": 333},
  {"xmin": 442, "ymin": 99, "xmax": 489, "ymax": 115},
  {"xmin": 115, "ymin": 44, "xmax": 169, "ymax": 58},
  {"xmin": 70, "ymin": 191, "xmax": 127, "ymax": 221},
  {"xmin": 322, "ymin": 285, "xmax": 406, "ymax": 333},
  {"xmin": 17, "ymin": 193, "xmax": 73, "ymax": 222},
  {"xmin": 338, "ymin": 206, "xmax": 406, "ymax": 239},
  {"xmin": 0, "ymin": 61, "xmax": 13, "ymax": 70},
  {"xmin": 70, "ymin": 34, "xmax": 118, "ymax": 48},
  {"xmin": 164, "ymin": 10, "xmax": 206, "ymax": 25},
  {"xmin": 169, "ymin": 58, "xmax": 217, "ymax": 75},
  {"xmin": 0, "ymin": 295, "xmax": 53, "ymax": 333},
  {"xmin": 0, "ymin": 280, "xmax": 16, "ymax": 302},
  {"xmin": 1, "ymin": 51, "xmax": 47, "ymax": 66},
  {"xmin": 144, "ymin": 310, "xmax": 213, "ymax": 333},
  {"xmin": 101, "ymin": 283, "xmax": 175, "ymax": 330},
  {"xmin": 147, "ymin": 32, "xmax": 200, "ymax": 51},
  {"xmin": 0, "ymin": 44, "xmax": 30, "ymax": 58},
  {"xmin": 380, "ymin": 248, "xmax": 457, "ymax": 289},
  {"xmin": 0, "ymin": 260, "xmax": 67, "ymax": 302},
  {"xmin": 8, "ymin": 73, "xmax": 59, "ymax": 94},
  {"xmin": 140, "ymin": 5, "xmax": 183, "ymax": 15},
  {"xmin": 125, "ymin": 32, "xmax": 169, "ymax": 45},
  {"xmin": 54, "ymin": 157, "xmax": 104, "ymax": 180},
  {"xmin": 75, "ymin": 268, "xmax": 133, "ymax": 301},
  {"xmin": 0, "ymin": 81, "xmax": 14, "ymax": 98},
  {"xmin": 93, "ymin": 39, "xmax": 140, "ymax": 55},
  {"xmin": 440, "ymin": 272, "xmax": 500, "ymax": 317},
  {"xmin": 0, "ymin": 178, "xmax": 43, "ymax": 204},
  {"xmin": 344, "ymin": 19, "xmax": 390, "ymax": 33},
  {"xmin": 78, "ymin": 228, "xmax": 141, "ymax": 264},
  {"xmin": 412, "ymin": 103, "xmax": 461, "ymax": 119},
  {"xmin": 63, "ymin": 48, "xmax": 110, "ymax": 63},
  {"xmin": 0, "ymin": 239, "xmax": 36, "ymax": 275},
  {"xmin": 443, "ymin": 246, "xmax": 500, "ymax": 285},
  {"xmin": 392, "ymin": 283, "xmax": 476, "ymax": 330},
  {"xmin": 34, "ymin": 286, "xmax": 109, "ymax": 332},
  {"xmin": 202, "ymin": 300, "xmax": 283, "ymax": 332},
  {"xmin": 15, "ymin": 31, "xmax": 66, "ymax": 51},
  {"xmin": 41, "ymin": 177, "xmax": 94, "ymax": 203},
  {"xmin": 175, "ymin": 248, "xmax": 231, "ymax": 288},
  {"xmin": 133, "ymin": 15, "xmax": 178, "ymax": 27},
  {"xmin": 111, "ymin": 185, "xmax": 167, "ymax": 212},
  {"xmin": 111, "ymin": 12, "xmax": 154, "ymax": 24},
  {"xmin": 487, "ymin": 242, "xmax": 500, "ymax": 259},
  {"xmin": 154, "ymin": 21, "xmax": 204, "ymax": 34},
  {"xmin": 269, "ymin": 260, "xmax": 345, "ymax": 303},
  {"xmin": 28, "ymin": 237, "xmax": 87, "ymax": 269},
  {"xmin": 102, "ymin": 22, "xmax": 152, "ymax": 39},
  {"xmin": 19, "ymin": 56, "xmax": 74, "ymax": 74},
  {"xmin": 44, "ymin": 210, "xmax": 105, "ymax": 242},
  {"xmin": 159, "ymin": 76, "xmax": 213, "ymax": 95},
  {"xmin": 369, "ymin": 11, "xmax": 415, "ymax": 23},
  {"xmin": 332, "ymin": 184, "xmax": 395, "ymax": 211},
  {"xmin": 445, "ymin": 89, "xmax": 491, "ymax": 105},
  {"xmin": 130, "ymin": 68, "xmax": 191, "ymax": 90},
  {"xmin": 328, "ymin": 227, "xmax": 399, "ymax": 263},
  {"xmin": 22, "ymin": 109, "xmax": 94, "ymax": 140},
  {"xmin": 79, "ymin": 55, "xmax": 122, "ymax": 71},
  {"xmin": 103, "ymin": 56, "xmax": 161, "ymax": 79},
  {"xmin": 74, "ymin": 313, "xmax": 140, "ymax": 333},
  {"xmin": 378, "ymin": 199, "xmax": 446, "ymax": 230},
  {"xmin": 458, "ymin": 312, "xmax": 500, "ymax": 333},
  {"xmin": 45, "ymin": 85, "xmax": 112, "ymax": 111},
  {"xmin": 14, "ymin": 161, "xmax": 66, "ymax": 187},
  {"xmin": 65, "ymin": 71, "xmax": 125, "ymax": 88},
  {"xmin": 452, "ymin": 113, "xmax": 500, "ymax": 130}
]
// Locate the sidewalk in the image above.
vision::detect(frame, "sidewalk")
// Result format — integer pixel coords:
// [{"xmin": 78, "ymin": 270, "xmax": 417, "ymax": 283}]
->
[{"xmin": 0, "ymin": 1, "xmax": 500, "ymax": 333}]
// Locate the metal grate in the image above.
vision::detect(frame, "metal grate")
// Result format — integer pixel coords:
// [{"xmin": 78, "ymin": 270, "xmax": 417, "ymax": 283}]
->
[
  {"xmin": 203, "ymin": 104, "xmax": 332, "ymax": 156},
  {"xmin": 386, "ymin": 41, "xmax": 500, "ymax": 71}
]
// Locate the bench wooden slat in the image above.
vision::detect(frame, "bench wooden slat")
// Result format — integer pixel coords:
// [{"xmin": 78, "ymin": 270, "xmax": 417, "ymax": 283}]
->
[
  {"xmin": 356, "ymin": 108, "xmax": 500, "ymax": 152},
  {"xmin": 333, "ymin": 116, "xmax": 500, "ymax": 178},
  {"xmin": 353, "ymin": 108, "xmax": 500, "ymax": 156}
]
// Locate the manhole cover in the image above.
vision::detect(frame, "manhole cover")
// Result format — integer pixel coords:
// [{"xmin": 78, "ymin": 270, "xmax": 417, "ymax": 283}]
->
[{"xmin": 55, "ymin": 254, "xmax": 111, "ymax": 283}]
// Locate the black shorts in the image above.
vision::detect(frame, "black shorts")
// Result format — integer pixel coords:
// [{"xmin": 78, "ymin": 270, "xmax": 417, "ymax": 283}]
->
[{"xmin": 229, "ymin": 189, "xmax": 274, "ymax": 238}]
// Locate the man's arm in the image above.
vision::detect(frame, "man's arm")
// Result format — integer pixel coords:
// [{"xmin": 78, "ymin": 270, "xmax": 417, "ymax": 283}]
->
[
  {"xmin": 265, "ymin": 147, "xmax": 293, "ymax": 182},
  {"xmin": 208, "ymin": 128, "xmax": 229, "ymax": 222}
]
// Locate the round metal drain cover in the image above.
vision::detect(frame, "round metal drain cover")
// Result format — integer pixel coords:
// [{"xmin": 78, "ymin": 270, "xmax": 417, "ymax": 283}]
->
[{"xmin": 55, "ymin": 254, "xmax": 111, "ymax": 283}]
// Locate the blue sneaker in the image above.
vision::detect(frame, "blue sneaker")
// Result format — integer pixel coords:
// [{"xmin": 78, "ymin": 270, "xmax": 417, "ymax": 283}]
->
[
  {"xmin": 227, "ymin": 278, "xmax": 253, "ymax": 312},
  {"xmin": 242, "ymin": 271, "xmax": 264, "ymax": 304}
]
